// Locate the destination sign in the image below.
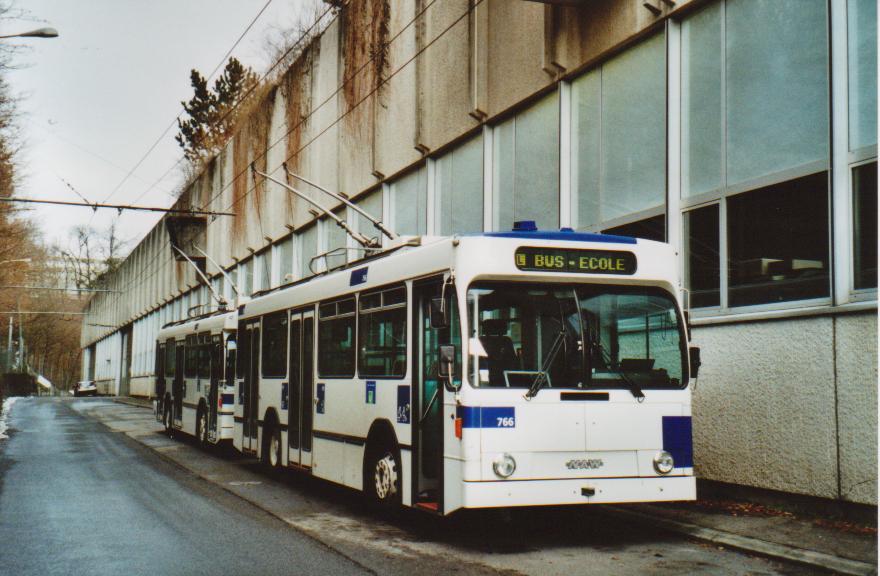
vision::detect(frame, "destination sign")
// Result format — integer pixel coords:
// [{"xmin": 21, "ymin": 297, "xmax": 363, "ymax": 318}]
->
[{"xmin": 514, "ymin": 247, "xmax": 637, "ymax": 275}]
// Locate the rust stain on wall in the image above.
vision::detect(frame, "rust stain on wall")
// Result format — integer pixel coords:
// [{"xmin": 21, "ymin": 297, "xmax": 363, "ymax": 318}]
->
[{"xmin": 341, "ymin": 0, "xmax": 390, "ymax": 137}]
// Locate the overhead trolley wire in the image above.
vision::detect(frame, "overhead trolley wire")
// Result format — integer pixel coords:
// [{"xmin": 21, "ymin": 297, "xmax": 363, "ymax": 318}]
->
[
  {"xmin": 94, "ymin": 2, "xmax": 343, "ymax": 299},
  {"xmin": 200, "ymin": 0, "xmax": 444, "ymax": 214},
  {"xmin": 90, "ymin": 0, "xmax": 474, "ymax": 329},
  {"xmin": 101, "ymin": 0, "xmax": 279, "ymax": 207},
  {"xmin": 127, "ymin": 1, "xmax": 337, "ymax": 210}
]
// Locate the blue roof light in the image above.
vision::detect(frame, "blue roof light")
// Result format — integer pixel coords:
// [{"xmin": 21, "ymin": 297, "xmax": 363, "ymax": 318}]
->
[
  {"xmin": 512, "ymin": 220, "xmax": 538, "ymax": 232},
  {"xmin": 483, "ymin": 226, "xmax": 637, "ymax": 245}
]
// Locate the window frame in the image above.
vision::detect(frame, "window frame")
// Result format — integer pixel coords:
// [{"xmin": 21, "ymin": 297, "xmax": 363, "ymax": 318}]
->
[
  {"xmin": 260, "ymin": 311, "xmax": 289, "ymax": 379},
  {"xmin": 357, "ymin": 284, "xmax": 408, "ymax": 380},
  {"xmin": 849, "ymin": 157, "xmax": 878, "ymax": 299},
  {"xmin": 317, "ymin": 296, "xmax": 357, "ymax": 378},
  {"xmin": 682, "ymin": 171, "xmax": 833, "ymax": 316}
]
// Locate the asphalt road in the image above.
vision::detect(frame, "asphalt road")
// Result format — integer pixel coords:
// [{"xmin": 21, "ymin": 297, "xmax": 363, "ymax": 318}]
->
[
  {"xmin": 0, "ymin": 398, "xmax": 820, "ymax": 576},
  {"xmin": 0, "ymin": 397, "xmax": 368, "ymax": 576}
]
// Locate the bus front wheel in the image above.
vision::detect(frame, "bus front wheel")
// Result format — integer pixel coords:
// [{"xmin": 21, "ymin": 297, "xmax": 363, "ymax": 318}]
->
[{"xmin": 365, "ymin": 445, "xmax": 401, "ymax": 510}]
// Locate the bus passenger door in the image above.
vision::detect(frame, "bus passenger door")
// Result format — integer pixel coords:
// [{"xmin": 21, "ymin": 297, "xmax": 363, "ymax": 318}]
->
[
  {"xmin": 208, "ymin": 334, "xmax": 222, "ymax": 441},
  {"xmin": 242, "ymin": 320, "xmax": 261, "ymax": 453},
  {"xmin": 287, "ymin": 309, "xmax": 314, "ymax": 468},
  {"xmin": 173, "ymin": 343, "xmax": 184, "ymax": 428},
  {"xmin": 413, "ymin": 280, "xmax": 459, "ymax": 512}
]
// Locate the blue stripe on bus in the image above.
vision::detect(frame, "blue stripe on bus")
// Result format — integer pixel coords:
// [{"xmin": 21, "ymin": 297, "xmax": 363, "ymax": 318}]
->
[
  {"xmin": 221, "ymin": 393, "xmax": 234, "ymax": 405},
  {"xmin": 662, "ymin": 416, "xmax": 693, "ymax": 468},
  {"xmin": 456, "ymin": 406, "xmax": 515, "ymax": 428}
]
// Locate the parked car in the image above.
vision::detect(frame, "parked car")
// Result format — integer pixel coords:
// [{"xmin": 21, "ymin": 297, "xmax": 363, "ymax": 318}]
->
[{"xmin": 73, "ymin": 380, "xmax": 97, "ymax": 397}]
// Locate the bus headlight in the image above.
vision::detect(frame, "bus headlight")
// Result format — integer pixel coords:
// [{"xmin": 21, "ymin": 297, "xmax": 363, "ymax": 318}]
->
[
  {"xmin": 653, "ymin": 451, "xmax": 675, "ymax": 475},
  {"xmin": 492, "ymin": 453, "xmax": 516, "ymax": 478}
]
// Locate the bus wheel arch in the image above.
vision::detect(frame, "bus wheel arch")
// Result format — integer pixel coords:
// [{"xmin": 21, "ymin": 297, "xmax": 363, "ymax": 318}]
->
[
  {"xmin": 261, "ymin": 408, "xmax": 282, "ymax": 468},
  {"xmin": 363, "ymin": 419, "xmax": 402, "ymax": 509}
]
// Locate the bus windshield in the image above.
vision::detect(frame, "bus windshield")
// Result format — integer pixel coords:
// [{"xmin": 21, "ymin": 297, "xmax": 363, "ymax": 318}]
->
[{"xmin": 466, "ymin": 282, "xmax": 685, "ymax": 390}]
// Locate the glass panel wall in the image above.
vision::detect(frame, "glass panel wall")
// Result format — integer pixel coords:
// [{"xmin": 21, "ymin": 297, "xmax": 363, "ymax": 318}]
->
[
  {"xmin": 848, "ymin": 0, "xmax": 877, "ymax": 153},
  {"xmin": 572, "ymin": 33, "xmax": 666, "ymax": 237},
  {"xmin": 436, "ymin": 135, "xmax": 483, "ymax": 235},
  {"xmin": 853, "ymin": 162, "xmax": 878, "ymax": 290},
  {"xmin": 494, "ymin": 92, "xmax": 559, "ymax": 231},
  {"xmin": 356, "ymin": 190, "xmax": 383, "ymax": 245},
  {"xmin": 299, "ymin": 224, "xmax": 318, "ymax": 279},
  {"xmin": 278, "ymin": 236, "xmax": 293, "ymax": 284},
  {"xmin": 680, "ymin": 0, "xmax": 831, "ymax": 310},
  {"xmin": 392, "ymin": 166, "xmax": 427, "ymax": 236},
  {"xmin": 324, "ymin": 208, "xmax": 348, "ymax": 270}
]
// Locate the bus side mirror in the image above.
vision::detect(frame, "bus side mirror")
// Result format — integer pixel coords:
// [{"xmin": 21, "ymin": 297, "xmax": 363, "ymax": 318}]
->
[
  {"xmin": 689, "ymin": 346, "xmax": 701, "ymax": 379},
  {"xmin": 430, "ymin": 297, "xmax": 449, "ymax": 328},
  {"xmin": 438, "ymin": 345, "xmax": 459, "ymax": 391}
]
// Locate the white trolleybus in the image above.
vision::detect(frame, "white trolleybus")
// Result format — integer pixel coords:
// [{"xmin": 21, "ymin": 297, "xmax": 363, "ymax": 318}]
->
[
  {"xmin": 154, "ymin": 310, "xmax": 238, "ymax": 445},
  {"xmin": 227, "ymin": 219, "xmax": 700, "ymax": 515}
]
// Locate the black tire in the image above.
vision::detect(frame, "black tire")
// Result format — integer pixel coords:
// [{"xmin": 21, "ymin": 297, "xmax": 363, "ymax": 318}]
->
[
  {"xmin": 261, "ymin": 423, "xmax": 282, "ymax": 469},
  {"xmin": 163, "ymin": 400, "xmax": 174, "ymax": 438},
  {"xmin": 364, "ymin": 443, "xmax": 402, "ymax": 511}
]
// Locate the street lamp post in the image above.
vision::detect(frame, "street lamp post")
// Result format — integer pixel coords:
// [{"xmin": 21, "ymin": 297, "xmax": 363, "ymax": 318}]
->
[{"xmin": 0, "ymin": 27, "xmax": 58, "ymax": 40}]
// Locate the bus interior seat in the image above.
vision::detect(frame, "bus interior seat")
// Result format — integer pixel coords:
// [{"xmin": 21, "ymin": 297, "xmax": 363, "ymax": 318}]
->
[{"xmin": 479, "ymin": 319, "xmax": 519, "ymax": 386}]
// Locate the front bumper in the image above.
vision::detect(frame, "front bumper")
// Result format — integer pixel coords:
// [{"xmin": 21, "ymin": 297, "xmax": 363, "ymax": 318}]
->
[{"xmin": 461, "ymin": 475, "xmax": 695, "ymax": 509}]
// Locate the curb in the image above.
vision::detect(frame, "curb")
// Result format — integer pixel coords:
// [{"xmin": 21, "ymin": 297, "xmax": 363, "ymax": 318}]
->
[{"xmin": 606, "ymin": 506, "xmax": 877, "ymax": 576}]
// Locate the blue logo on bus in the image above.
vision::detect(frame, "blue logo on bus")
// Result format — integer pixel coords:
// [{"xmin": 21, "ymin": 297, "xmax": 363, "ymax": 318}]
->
[
  {"xmin": 350, "ymin": 267, "xmax": 368, "ymax": 286},
  {"xmin": 281, "ymin": 382, "xmax": 289, "ymax": 410},
  {"xmin": 365, "ymin": 380, "xmax": 376, "ymax": 404}
]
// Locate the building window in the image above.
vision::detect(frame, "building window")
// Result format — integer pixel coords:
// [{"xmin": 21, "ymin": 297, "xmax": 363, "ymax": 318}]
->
[
  {"xmin": 848, "ymin": 0, "xmax": 877, "ymax": 153},
  {"xmin": 240, "ymin": 259, "xmax": 254, "ymax": 296},
  {"xmin": 435, "ymin": 135, "xmax": 483, "ymax": 235},
  {"xmin": 853, "ymin": 162, "xmax": 877, "ymax": 290},
  {"xmin": 278, "ymin": 237, "xmax": 293, "ymax": 284},
  {"xmin": 727, "ymin": 173, "xmax": 829, "ymax": 307},
  {"xmin": 681, "ymin": 0, "xmax": 830, "ymax": 311},
  {"xmin": 356, "ymin": 190, "xmax": 383, "ymax": 245},
  {"xmin": 323, "ymin": 208, "xmax": 348, "ymax": 271},
  {"xmin": 317, "ymin": 297, "xmax": 356, "ymax": 378},
  {"xmin": 494, "ymin": 92, "xmax": 559, "ymax": 231},
  {"xmin": 572, "ymin": 33, "xmax": 666, "ymax": 238},
  {"xmin": 255, "ymin": 249, "xmax": 271, "ymax": 292},
  {"xmin": 684, "ymin": 204, "xmax": 721, "ymax": 309},
  {"xmin": 261, "ymin": 311, "xmax": 288, "ymax": 378},
  {"xmin": 358, "ymin": 286, "xmax": 407, "ymax": 378},
  {"xmin": 299, "ymin": 224, "xmax": 318, "ymax": 278},
  {"xmin": 392, "ymin": 166, "xmax": 427, "ymax": 236}
]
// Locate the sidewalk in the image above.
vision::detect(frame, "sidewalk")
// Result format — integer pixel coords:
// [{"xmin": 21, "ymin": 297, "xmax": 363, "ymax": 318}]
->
[
  {"xmin": 112, "ymin": 396, "xmax": 876, "ymax": 575},
  {"xmin": 609, "ymin": 498, "xmax": 877, "ymax": 576}
]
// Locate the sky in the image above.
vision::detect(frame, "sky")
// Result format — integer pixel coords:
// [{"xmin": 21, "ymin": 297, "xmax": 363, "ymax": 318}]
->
[{"xmin": 5, "ymin": 0, "xmax": 311, "ymax": 253}]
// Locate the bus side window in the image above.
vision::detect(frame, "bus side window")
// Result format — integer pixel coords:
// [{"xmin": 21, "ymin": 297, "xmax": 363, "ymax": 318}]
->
[{"xmin": 317, "ymin": 298, "xmax": 356, "ymax": 378}]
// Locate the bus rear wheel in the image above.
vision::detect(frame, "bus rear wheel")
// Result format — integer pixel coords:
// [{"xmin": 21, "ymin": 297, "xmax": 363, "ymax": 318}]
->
[
  {"xmin": 365, "ymin": 445, "xmax": 401, "ymax": 510},
  {"xmin": 163, "ymin": 401, "xmax": 173, "ymax": 438},
  {"xmin": 197, "ymin": 406, "xmax": 209, "ymax": 446},
  {"xmin": 261, "ymin": 423, "xmax": 281, "ymax": 469}
]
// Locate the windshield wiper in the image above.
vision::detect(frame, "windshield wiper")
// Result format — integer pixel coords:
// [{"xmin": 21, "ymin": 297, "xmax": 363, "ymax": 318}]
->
[
  {"xmin": 591, "ymin": 339, "xmax": 645, "ymax": 402},
  {"xmin": 524, "ymin": 327, "xmax": 566, "ymax": 400}
]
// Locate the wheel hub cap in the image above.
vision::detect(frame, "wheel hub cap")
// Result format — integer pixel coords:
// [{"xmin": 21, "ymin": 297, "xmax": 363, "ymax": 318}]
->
[{"xmin": 374, "ymin": 454, "xmax": 397, "ymax": 500}]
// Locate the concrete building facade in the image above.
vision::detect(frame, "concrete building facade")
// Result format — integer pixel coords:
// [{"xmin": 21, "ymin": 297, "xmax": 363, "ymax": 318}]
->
[{"xmin": 81, "ymin": 0, "xmax": 878, "ymax": 506}]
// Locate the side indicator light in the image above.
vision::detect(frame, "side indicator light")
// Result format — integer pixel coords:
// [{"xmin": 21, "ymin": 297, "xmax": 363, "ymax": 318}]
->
[{"xmin": 455, "ymin": 417, "xmax": 462, "ymax": 439}]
